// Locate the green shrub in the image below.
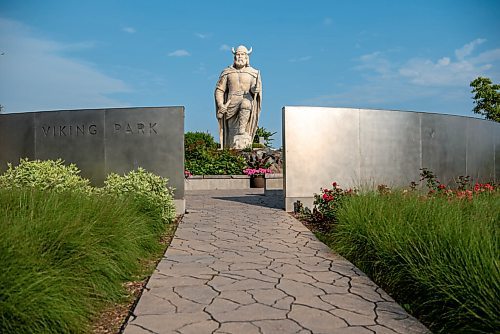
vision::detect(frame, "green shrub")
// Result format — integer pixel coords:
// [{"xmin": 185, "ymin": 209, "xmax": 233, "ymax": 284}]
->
[
  {"xmin": 326, "ymin": 191, "xmax": 499, "ymax": 333},
  {"xmin": 253, "ymin": 126, "xmax": 276, "ymax": 147},
  {"xmin": 0, "ymin": 158, "xmax": 92, "ymax": 194},
  {"xmin": 102, "ymin": 167, "xmax": 176, "ymax": 225},
  {"xmin": 0, "ymin": 188, "xmax": 166, "ymax": 333},
  {"xmin": 185, "ymin": 131, "xmax": 218, "ymax": 153},
  {"xmin": 184, "ymin": 131, "xmax": 246, "ymax": 175}
]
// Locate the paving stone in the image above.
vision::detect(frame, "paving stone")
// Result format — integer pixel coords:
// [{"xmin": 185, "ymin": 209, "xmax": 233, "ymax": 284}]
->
[
  {"xmin": 277, "ymin": 278, "xmax": 325, "ymax": 297},
  {"xmin": 321, "ymin": 293, "xmax": 375, "ymax": 316},
  {"xmin": 253, "ymin": 319, "xmax": 305, "ymax": 333},
  {"xmin": 132, "ymin": 291, "xmax": 176, "ymax": 315},
  {"xmin": 128, "ymin": 312, "xmax": 211, "ymax": 333},
  {"xmin": 248, "ymin": 288, "xmax": 288, "ymax": 306},
  {"xmin": 294, "ymin": 295, "xmax": 336, "ymax": 311},
  {"xmin": 215, "ymin": 322, "xmax": 261, "ymax": 334},
  {"xmin": 174, "ymin": 285, "xmax": 219, "ymax": 304},
  {"xmin": 178, "ymin": 320, "xmax": 220, "ymax": 334},
  {"xmin": 213, "ymin": 302, "xmax": 288, "ymax": 322},
  {"xmin": 288, "ymin": 304, "xmax": 349, "ymax": 333},
  {"xmin": 205, "ymin": 297, "xmax": 241, "ymax": 314},
  {"xmin": 330, "ymin": 308, "xmax": 377, "ymax": 326}
]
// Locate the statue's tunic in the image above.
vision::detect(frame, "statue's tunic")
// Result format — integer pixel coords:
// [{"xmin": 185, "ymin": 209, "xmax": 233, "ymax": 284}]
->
[{"xmin": 215, "ymin": 65, "xmax": 262, "ymax": 149}]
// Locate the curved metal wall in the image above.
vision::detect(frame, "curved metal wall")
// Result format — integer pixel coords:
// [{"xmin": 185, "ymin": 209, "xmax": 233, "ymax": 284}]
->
[{"xmin": 283, "ymin": 106, "xmax": 500, "ymax": 211}]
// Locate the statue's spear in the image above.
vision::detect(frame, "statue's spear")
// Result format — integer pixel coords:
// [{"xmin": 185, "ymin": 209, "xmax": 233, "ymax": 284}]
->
[{"xmin": 219, "ymin": 99, "xmax": 231, "ymax": 149}]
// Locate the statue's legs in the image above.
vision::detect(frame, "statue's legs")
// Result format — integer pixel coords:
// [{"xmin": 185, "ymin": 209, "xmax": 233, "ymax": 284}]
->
[
  {"xmin": 238, "ymin": 97, "xmax": 252, "ymax": 135},
  {"xmin": 238, "ymin": 108, "xmax": 251, "ymax": 134}
]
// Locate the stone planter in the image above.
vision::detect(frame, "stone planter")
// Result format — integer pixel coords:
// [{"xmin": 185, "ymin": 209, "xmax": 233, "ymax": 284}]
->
[{"xmin": 250, "ymin": 175, "xmax": 265, "ymax": 188}]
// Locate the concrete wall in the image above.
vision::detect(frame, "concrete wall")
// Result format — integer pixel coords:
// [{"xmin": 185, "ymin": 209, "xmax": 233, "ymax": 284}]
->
[
  {"xmin": 283, "ymin": 106, "xmax": 500, "ymax": 211},
  {"xmin": 185, "ymin": 175, "xmax": 250, "ymax": 190},
  {"xmin": 0, "ymin": 106, "xmax": 185, "ymax": 213}
]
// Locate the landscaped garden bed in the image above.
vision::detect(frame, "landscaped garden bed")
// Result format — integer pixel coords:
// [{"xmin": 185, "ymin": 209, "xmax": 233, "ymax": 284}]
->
[
  {"xmin": 296, "ymin": 170, "xmax": 499, "ymax": 333},
  {"xmin": 0, "ymin": 159, "xmax": 178, "ymax": 334}
]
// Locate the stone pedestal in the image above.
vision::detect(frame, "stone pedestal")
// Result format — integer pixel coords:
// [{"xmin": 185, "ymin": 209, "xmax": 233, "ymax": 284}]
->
[{"xmin": 232, "ymin": 134, "xmax": 252, "ymax": 149}]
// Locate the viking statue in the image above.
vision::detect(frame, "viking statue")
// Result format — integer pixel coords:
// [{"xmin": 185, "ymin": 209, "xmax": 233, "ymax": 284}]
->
[{"xmin": 214, "ymin": 45, "xmax": 262, "ymax": 149}]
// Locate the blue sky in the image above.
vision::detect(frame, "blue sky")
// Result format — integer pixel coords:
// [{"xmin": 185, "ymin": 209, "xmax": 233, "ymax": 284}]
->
[{"xmin": 1, "ymin": 0, "xmax": 499, "ymax": 147}]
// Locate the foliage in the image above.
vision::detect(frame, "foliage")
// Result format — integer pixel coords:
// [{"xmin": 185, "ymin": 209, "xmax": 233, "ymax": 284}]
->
[
  {"xmin": 0, "ymin": 187, "xmax": 174, "ymax": 333},
  {"xmin": 470, "ymin": 76, "xmax": 500, "ymax": 122},
  {"xmin": 313, "ymin": 182, "xmax": 356, "ymax": 223},
  {"xmin": 252, "ymin": 143, "xmax": 265, "ymax": 149},
  {"xmin": 243, "ymin": 151, "xmax": 272, "ymax": 170},
  {"xmin": 102, "ymin": 168, "xmax": 176, "ymax": 225},
  {"xmin": 297, "ymin": 182, "xmax": 357, "ymax": 232},
  {"xmin": 185, "ymin": 131, "xmax": 218, "ymax": 154},
  {"xmin": 253, "ymin": 126, "xmax": 277, "ymax": 147},
  {"xmin": 184, "ymin": 131, "xmax": 247, "ymax": 175},
  {"xmin": 0, "ymin": 158, "xmax": 92, "ymax": 194}
]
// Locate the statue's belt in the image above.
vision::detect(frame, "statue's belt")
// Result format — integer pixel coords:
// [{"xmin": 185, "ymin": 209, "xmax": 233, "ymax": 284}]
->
[{"xmin": 230, "ymin": 91, "xmax": 251, "ymax": 97}]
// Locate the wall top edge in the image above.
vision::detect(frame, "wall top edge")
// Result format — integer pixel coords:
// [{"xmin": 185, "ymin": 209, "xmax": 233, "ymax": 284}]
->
[
  {"xmin": 0, "ymin": 106, "xmax": 185, "ymax": 116},
  {"xmin": 282, "ymin": 105, "xmax": 496, "ymax": 124}
]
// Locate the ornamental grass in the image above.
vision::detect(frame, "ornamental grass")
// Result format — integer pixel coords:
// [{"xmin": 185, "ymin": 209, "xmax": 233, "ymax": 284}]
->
[{"xmin": 320, "ymin": 190, "xmax": 499, "ymax": 333}]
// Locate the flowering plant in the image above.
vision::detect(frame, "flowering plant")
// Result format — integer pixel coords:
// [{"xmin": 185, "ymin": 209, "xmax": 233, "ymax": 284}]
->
[
  {"xmin": 312, "ymin": 182, "xmax": 357, "ymax": 224},
  {"xmin": 243, "ymin": 167, "xmax": 272, "ymax": 176}
]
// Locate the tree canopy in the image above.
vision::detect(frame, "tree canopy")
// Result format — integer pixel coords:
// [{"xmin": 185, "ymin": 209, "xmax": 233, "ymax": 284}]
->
[{"xmin": 470, "ymin": 76, "xmax": 500, "ymax": 122}]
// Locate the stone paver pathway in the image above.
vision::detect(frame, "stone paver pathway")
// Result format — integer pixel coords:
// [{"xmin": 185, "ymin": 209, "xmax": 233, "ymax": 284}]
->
[{"xmin": 124, "ymin": 189, "xmax": 429, "ymax": 334}]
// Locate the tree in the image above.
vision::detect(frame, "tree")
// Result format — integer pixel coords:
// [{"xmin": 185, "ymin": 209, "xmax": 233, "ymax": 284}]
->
[{"xmin": 470, "ymin": 76, "xmax": 500, "ymax": 122}]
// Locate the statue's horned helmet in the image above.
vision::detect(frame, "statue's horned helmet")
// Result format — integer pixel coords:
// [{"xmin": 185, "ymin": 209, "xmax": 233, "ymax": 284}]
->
[{"xmin": 231, "ymin": 45, "xmax": 252, "ymax": 55}]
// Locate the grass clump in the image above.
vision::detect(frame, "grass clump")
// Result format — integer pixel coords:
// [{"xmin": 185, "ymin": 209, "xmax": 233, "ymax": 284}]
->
[
  {"xmin": 323, "ymin": 191, "xmax": 499, "ymax": 333},
  {"xmin": 0, "ymin": 188, "xmax": 166, "ymax": 333}
]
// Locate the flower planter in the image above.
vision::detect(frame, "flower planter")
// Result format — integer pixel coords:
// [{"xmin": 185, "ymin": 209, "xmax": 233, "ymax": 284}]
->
[{"xmin": 250, "ymin": 175, "xmax": 265, "ymax": 188}]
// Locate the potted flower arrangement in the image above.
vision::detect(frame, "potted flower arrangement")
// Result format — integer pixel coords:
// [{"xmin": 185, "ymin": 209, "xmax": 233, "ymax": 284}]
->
[{"xmin": 243, "ymin": 167, "xmax": 272, "ymax": 188}]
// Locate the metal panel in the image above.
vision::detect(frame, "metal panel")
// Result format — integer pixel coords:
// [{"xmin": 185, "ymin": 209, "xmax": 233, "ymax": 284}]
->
[
  {"xmin": 421, "ymin": 113, "xmax": 467, "ymax": 185},
  {"xmin": 0, "ymin": 106, "xmax": 185, "ymax": 207},
  {"xmin": 0, "ymin": 112, "xmax": 35, "ymax": 171},
  {"xmin": 359, "ymin": 109, "xmax": 421, "ymax": 187},
  {"xmin": 35, "ymin": 109, "xmax": 105, "ymax": 184},
  {"xmin": 466, "ymin": 118, "xmax": 496, "ymax": 182},
  {"xmin": 283, "ymin": 106, "xmax": 360, "ymax": 209},
  {"xmin": 105, "ymin": 107, "xmax": 184, "ymax": 199},
  {"xmin": 284, "ymin": 107, "xmax": 500, "ymax": 211}
]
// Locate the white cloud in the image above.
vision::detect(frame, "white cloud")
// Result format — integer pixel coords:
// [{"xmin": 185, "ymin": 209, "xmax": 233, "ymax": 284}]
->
[
  {"xmin": 219, "ymin": 44, "xmax": 231, "ymax": 51},
  {"xmin": 355, "ymin": 51, "xmax": 392, "ymax": 76},
  {"xmin": 122, "ymin": 26, "xmax": 136, "ymax": 34},
  {"xmin": 0, "ymin": 17, "xmax": 130, "ymax": 113},
  {"xmin": 289, "ymin": 56, "xmax": 312, "ymax": 63},
  {"xmin": 305, "ymin": 39, "xmax": 500, "ymax": 116},
  {"xmin": 168, "ymin": 49, "xmax": 190, "ymax": 57},
  {"xmin": 455, "ymin": 38, "xmax": 485, "ymax": 60},
  {"xmin": 399, "ymin": 40, "xmax": 499, "ymax": 86},
  {"xmin": 195, "ymin": 32, "xmax": 211, "ymax": 39}
]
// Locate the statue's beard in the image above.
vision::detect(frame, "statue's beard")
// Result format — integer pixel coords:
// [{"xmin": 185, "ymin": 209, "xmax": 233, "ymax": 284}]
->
[{"xmin": 234, "ymin": 58, "xmax": 247, "ymax": 68}]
